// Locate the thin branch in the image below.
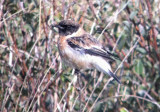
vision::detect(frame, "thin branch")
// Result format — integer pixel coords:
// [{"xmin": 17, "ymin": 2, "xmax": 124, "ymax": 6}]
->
[
  {"xmin": 0, "ymin": 7, "xmax": 28, "ymax": 26},
  {"xmin": 15, "ymin": 58, "xmax": 35, "ymax": 111},
  {"xmin": 0, "ymin": 44, "xmax": 37, "ymax": 60},
  {"xmin": 54, "ymin": 69, "xmax": 76, "ymax": 112},
  {"xmin": 31, "ymin": 70, "xmax": 59, "ymax": 112},
  {"xmin": 97, "ymin": 94, "xmax": 160, "ymax": 109},
  {"xmin": 27, "ymin": 0, "xmax": 42, "ymax": 58},
  {"xmin": 97, "ymin": 1, "xmax": 130, "ymax": 40},
  {"xmin": 26, "ymin": 61, "xmax": 54, "ymax": 112}
]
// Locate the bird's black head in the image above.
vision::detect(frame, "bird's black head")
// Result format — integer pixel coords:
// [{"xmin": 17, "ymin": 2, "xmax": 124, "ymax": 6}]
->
[{"xmin": 53, "ymin": 20, "xmax": 80, "ymax": 36}]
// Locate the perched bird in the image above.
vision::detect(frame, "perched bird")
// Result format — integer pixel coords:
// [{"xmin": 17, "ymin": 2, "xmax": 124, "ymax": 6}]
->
[{"xmin": 53, "ymin": 20, "xmax": 120, "ymax": 83}]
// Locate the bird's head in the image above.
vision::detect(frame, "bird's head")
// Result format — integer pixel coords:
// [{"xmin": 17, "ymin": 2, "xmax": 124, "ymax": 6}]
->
[{"xmin": 52, "ymin": 20, "xmax": 80, "ymax": 36}]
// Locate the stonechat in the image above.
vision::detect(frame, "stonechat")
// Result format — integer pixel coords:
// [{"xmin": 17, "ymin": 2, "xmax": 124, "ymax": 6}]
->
[{"xmin": 52, "ymin": 20, "xmax": 120, "ymax": 83}]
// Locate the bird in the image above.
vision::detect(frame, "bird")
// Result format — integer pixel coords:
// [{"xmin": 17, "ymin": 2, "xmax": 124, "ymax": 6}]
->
[{"xmin": 52, "ymin": 20, "xmax": 121, "ymax": 83}]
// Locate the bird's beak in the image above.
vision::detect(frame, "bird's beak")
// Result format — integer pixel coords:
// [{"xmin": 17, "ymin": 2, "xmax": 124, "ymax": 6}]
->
[
  {"xmin": 52, "ymin": 24, "xmax": 59, "ymax": 28},
  {"xmin": 50, "ymin": 24, "xmax": 64, "ymax": 30},
  {"xmin": 50, "ymin": 24, "xmax": 58, "ymax": 30}
]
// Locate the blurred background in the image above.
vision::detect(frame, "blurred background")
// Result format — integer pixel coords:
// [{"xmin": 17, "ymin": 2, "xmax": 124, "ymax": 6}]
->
[{"xmin": 0, "ymin": 0, "xmax": 160, "ymax": 112}]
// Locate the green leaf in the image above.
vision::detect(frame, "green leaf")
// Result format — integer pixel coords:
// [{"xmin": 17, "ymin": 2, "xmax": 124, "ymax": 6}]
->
[
  {"xmin": 117, "ymin": 34, "xmax": 126, "ymax": 50},
  {"xmin": 134, "ymin": 59, "xmax": 145, "ymax": 76},
  {"xmin": 123, "ymin": 21, "xmax": 131, "ymax": 29},
  {"xmin": 136, "ymin": 47, "xmax": 147, "ymax": 54},
  {"xmin": 139, "ymin": 25, "xmax": 146, "ymax": 37},
  {"xmin": 120, "ymin": 107, "xmax": 129, "ymax": 112},
  {"xmin": 129, "ymin": 10, "xmax": 138, "ymax": 19},
  {"xmin": 146, "ymin": 61, "xmax": 152, "ymax": 68}
]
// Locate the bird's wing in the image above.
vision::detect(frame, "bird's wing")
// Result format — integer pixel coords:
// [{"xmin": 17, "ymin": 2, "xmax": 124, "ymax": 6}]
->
[{"xmin": 66, "ymin": 34, "xmax": 115, "ymax": 61}]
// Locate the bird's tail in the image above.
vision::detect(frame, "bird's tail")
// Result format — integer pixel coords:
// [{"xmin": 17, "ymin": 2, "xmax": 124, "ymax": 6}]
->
[
  {"xmin": 105, "ymin": 69, "xmax": 121, "ymax": 84},
  {"xmin": 94, "ymin": 59, "xmax": 121, "ymax": 84},
  {"xmin": 95, "ymin": 66, "xmax": 121, "ymax": 83}
]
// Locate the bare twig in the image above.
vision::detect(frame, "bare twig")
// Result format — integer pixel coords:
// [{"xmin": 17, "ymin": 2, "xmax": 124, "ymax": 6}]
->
[
  {"xmin": 54, "ymin": 69, "xmax": 76, "ymax": 112},
  {"xmin": 97, "ymin": 1, "xmax": 130, "ymax": 40},
  {"xmin": 97, "ymin": 94, "xmax": 160, "ymax": 109},
  {"xmin": 0, "ymin": 44, "xmax": 37, "ymax": 60},
  {"xmin": 26, "ymin": 61, "xmax": 54, "ymax": 112},
  {"xmin": 0, "ymin": 7, "xmax": 28, "ymax": 26},
  {"xmin": 15, "ymin": 59, "xmax": 35, "ymax": 111}
]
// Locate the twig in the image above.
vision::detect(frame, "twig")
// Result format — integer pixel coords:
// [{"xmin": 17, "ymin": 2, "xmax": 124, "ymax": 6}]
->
[
  {"xmin": 112, "ymin": 29, "xmax": 124, "ymax": 52},
  {"xmin": 27, "ymin": 0, "xmax": 42, "ymax": 58},
  {"xmin": 97, "ymin": 1, "xmax": 130, "ymax": 40},
  {"xmin": 31, "ymin": 71, "xmax": 59, "ymax": 112},
  {"xmin": 0, "ymin": 7, "xmax": 28, "ymax": 25},
  {"xmin": 82, "ymin": 73, "xmax": 104, "ymax": 112},
  {"xmin": 0, "ymin": 44, "xmax": 37, "ymax": 60},
  {"xmin": 15, "ymin": 59, "xmax": 35, "ymax": 111},
  {"xmin": 97, "ymin": 94, "xmax": 160, "ymax": 109},
  {"xmin": 54, "ymin": 69, "xmax": 77, "ymax": 112},
  {"xmin": 26, "ymin": 61, "xmax": 54, "ymax": 112}
]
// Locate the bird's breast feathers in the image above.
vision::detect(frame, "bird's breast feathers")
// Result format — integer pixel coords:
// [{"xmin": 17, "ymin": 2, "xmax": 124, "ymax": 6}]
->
[
  {"xmin": 58, "ymin": 35, "xmax": 92, "ymax": 69},
  {"xmin": 58, "ymin": 32, "xmax": 115, "ymax": 69}
]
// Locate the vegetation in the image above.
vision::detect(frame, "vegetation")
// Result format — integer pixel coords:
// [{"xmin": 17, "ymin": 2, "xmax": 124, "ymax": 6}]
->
[{"xmin": 0, "ymin": 0, "xmax": 160, "ymax": 112}]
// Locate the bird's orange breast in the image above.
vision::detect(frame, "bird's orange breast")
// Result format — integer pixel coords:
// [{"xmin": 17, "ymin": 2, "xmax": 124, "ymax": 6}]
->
[
  {"xmin": 57, "ymin": 36, "xmax": 92, "ymax": 69},
  {"xmin": 58, "ymin": 36, "xmax": 68, "ymax": 58}
]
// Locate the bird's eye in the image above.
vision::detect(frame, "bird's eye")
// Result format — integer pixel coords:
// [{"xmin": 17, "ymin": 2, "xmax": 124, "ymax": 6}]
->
[{"xmin": 58, "ymin": 25, "xmax": 67, "ymax": 30}]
